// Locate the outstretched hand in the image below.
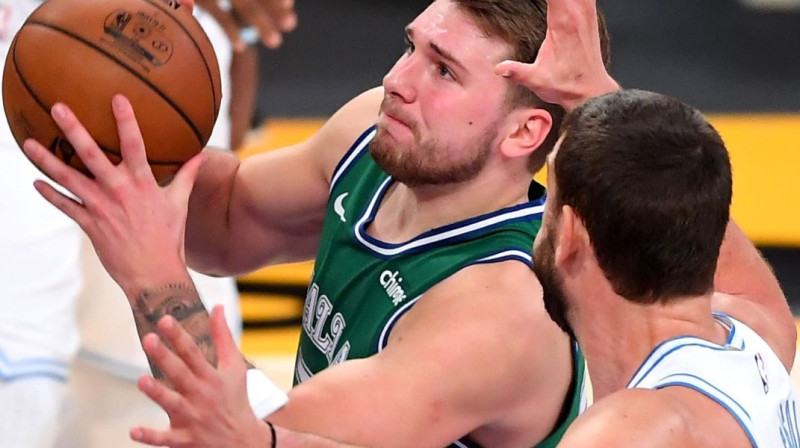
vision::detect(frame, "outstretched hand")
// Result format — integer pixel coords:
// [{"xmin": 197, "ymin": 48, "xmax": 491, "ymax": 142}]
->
[
  {"xmin": 131, "ymin": 306, "xmax": 272, "ymax": 448},
  {"xmin": 495, "ymin": 0, "xmax": 619, "ymax": 111},
  {"xmin": 21, "ymin": 95, "xmax": 202, "ymax": 296}
]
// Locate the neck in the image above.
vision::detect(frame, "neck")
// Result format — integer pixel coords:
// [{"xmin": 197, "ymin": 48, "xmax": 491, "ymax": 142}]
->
[
  {"xmin": 571, "ymin": 282, "xmax": 727, "ymax": 400},
  {"xmin": 370, "ymin": 167, "xmax": 532, "ymax": 243}
]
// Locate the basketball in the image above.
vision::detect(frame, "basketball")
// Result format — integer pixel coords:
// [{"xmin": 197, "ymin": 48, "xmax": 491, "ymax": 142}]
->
[{"xmin": 2, "ymin": 0, "xmax": 222, "ymax": 183}]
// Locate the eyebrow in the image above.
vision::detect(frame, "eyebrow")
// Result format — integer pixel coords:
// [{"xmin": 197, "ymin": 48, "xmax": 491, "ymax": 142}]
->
[{"xmin": 406, "ymin": 26, "xmax": 468, "ymax": 73}]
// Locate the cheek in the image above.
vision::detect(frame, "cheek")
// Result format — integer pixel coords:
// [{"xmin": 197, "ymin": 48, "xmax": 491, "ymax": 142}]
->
[{"xmin": 419, "ymin": 87, "xmax": 503, "ymax": 140}]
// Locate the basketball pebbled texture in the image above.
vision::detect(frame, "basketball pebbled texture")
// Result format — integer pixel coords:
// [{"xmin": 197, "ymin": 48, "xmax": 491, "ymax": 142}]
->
[{"xmin": 2, "ymin": 0, "xmax": 222, "ymax": 183}]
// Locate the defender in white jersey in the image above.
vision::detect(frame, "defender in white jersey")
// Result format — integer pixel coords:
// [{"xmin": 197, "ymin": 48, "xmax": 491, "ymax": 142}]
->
[
  {"xmin": 630, "ymin": 312, "xmax": 799, "ymax": 447},
  {"xmin": 528, "ymin": 88, "xmax": 797, "ymax": 448}
]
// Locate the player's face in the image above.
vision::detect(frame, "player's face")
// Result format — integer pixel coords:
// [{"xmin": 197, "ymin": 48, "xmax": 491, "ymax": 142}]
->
[
  {"xmin": 371, "ymin": 0, "xmax": 512, "ymax": 186},
  {"xmin": 533, "ymin": 145, "xmax": 576, "ymax": 338}
]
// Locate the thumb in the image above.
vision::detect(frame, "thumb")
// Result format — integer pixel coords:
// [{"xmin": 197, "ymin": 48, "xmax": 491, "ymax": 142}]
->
[
  {"xmin": 168, "ymin": 152, "xmax": 205, "ymax": 204},
  {"xmin": 495, "ymin": 60, "xmax": 544, "ymax": 92},
  {"xmin": 210, "ymin": 305, "xmax": 242, "ymax": 371}
]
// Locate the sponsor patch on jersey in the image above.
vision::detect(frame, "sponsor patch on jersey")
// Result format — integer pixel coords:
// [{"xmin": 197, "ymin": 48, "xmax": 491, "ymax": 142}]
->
[{"xmin": 380, "ymin": 270, "xmax": 407, "ymax": 305}]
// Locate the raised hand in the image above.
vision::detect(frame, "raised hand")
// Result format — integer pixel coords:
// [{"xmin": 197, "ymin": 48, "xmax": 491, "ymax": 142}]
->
[
  {"xmin": 495, "ymin": 0, "xmax": 619, "ymax": 111},
  {"xmin": 131, "ymin": 306, "xmax": 272, "ymax": 448},
  {"xmin": 21, "ymin": 95, "xmax": 202, "ymax": 296}
]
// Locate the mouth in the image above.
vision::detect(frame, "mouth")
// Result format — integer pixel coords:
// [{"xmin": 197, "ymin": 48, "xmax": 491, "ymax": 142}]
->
[{"xmin": 379, "ymin": 109, "xmax": 413, "ymax": 133}]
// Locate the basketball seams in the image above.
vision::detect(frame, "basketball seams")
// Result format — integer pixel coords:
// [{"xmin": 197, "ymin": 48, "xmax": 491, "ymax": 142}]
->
[
  {"xmin": 139, "ymin": 0, "xmax": 221, "ymax": 118},
  {"xmin": 8, "ymin": 33, "xmax": 49, "ymax": 125},
  {"xmin": 23, "ymin": 20, "xmax": 206, "ymax": 152},
  {"xmin": 9, "ymin": 27, "xmax": 191, "ymax": 166}
]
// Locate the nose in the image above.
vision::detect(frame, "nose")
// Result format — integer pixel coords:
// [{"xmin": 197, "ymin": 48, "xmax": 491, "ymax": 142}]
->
[{"xmin": 382, "ymin": 55, "xmax": 417, "ymax": 104}]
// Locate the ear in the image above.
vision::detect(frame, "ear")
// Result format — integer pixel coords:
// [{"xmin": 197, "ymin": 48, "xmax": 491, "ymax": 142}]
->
[
  {"xmin": 554, "ymin": 205, "xmax": 590, "ymax": 269},
  {"xmin": 499, "ymin": 108, "xmax": 553, "ymax": 159}
]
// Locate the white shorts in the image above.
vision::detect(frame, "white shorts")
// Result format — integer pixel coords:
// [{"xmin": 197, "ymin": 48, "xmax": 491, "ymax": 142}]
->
[{"xmin": 0, "ymin": 376, "xmax": 68, "ymax": 448}]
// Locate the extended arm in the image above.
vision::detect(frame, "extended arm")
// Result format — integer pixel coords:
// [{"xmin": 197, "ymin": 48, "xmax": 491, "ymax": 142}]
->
[
  {"xmin": 132, "ymin": 262, "xmax": 571, "ymax": 448},
  {"xmin": 711, "ymin": 220, "xmax": 796, "ymax": 368},
  {"xmin": 266, "ymin": 262, "xmax": 571, "ymax": 448}
]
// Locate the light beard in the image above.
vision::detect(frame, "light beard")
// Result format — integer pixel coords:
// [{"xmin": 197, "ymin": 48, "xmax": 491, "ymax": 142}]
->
[
  {"xmin": 370, "ymin": 122, "xmax": 496, "ymax": 187},
  {"xmin": 533, "ymin": 228, "xmax": 576, "ymax": 340}
]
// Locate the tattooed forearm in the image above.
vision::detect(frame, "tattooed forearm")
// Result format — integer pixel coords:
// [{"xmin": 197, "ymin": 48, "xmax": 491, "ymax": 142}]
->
[{"xmin": 132, "ymin": 283, "xmax": 217, "ymax": 378}]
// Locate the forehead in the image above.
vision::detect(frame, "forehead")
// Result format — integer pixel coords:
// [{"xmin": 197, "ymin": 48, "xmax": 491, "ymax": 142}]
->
[{"xmin": 410, "ymin": 0, "xmax": 510, "ymax": 64}]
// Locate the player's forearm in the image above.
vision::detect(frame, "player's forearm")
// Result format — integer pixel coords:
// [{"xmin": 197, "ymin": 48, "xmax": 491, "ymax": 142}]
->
[
  {"xmin": 229, "ymin": 45, "xmax": 259, "ymax": 151},
  {"xmin": 714, "ymin": 221, "xmax": 795, "ymax": 346},
  {"xmin": 186, "ymin": 148, "xmax": 241, "ymax": 275},
  {"xmin": 274, "ymin": 426, "xmax": 369, "ymax": 448},
  {"xmin": 130, "ymin": 282, "xmax": 217, "ymax": 378}
]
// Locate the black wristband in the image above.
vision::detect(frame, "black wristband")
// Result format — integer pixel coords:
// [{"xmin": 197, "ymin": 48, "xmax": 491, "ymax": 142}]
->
[{"xmin": 267, "ymin": 421, "xmax": 277, "ymax": 448}]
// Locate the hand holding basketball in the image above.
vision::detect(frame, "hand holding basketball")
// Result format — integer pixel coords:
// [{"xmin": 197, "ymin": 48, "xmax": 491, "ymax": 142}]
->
[
  {"xmin": 3, "ymin": 0, "xmax": 221, "ymax": 183},
  {"xmin": 22, "ymin": 95, "xmax": 203, "ymax": 294}
]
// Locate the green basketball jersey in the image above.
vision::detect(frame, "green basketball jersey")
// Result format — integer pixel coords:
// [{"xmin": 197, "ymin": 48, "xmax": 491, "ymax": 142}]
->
[{"xmin": 294, "ymin": 126, "xmax": 587, "ymax": 448}]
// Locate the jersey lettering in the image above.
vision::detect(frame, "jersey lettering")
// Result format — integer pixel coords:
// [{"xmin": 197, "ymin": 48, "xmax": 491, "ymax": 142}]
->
[
  {"xmin": 379, "ymin": 270, "xmax": 407, "ymax": 305},
  {"xmin": 302, "ymin": 282, "xmax": 351, "ymax": 365}
]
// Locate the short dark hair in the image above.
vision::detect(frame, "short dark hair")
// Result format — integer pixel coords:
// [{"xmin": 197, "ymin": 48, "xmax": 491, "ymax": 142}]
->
[
  {"xmin": 553, "ymin": 89, "xmax": 732, "ymax": 303},
  {"xmin": 454, "ymin": 0, "xmax": 611, "ymax": 173}
]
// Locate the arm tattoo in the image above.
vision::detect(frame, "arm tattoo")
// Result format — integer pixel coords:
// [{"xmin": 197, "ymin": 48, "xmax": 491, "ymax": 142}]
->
[{"xmin": 132, "ymin": 283, "xmax": 217, "ymax": 379}]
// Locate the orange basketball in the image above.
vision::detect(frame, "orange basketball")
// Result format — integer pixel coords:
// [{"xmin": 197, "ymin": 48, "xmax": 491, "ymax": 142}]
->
[{"xmin": 2, "ymin": 0, "xmax": 221, "ymax": 183}]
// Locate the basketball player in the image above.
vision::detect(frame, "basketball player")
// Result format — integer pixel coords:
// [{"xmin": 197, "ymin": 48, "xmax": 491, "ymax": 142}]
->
[
  {"xmin": 531, "ymin": 89, "xmax": 798, "ymax": 447},
  {"xmin": 0, "ymin": 2, "xmax": 84, "ymax": 447},
  {"xmin": 22, "ymin": 0, "xmax": 614, "ymax": 447}
]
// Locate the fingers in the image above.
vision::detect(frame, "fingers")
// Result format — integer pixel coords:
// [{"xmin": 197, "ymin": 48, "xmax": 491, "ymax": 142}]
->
[
  {"xmin": 495, "ymin": 60, "xmax": 541, "ymax": 90},
  {"xmin": 277, "ymin": 0, "xmax": 298, "ymax": 31},
  {"xmin": 49, "ymin": 103, "xmax": 117, "ymax": 181},
  {"xmin": 142, "ymin": 330, "xmax": 204, "ymax": 393},
  {"xmin": 166, "ymin": 152, "xmax": 204, "ymax": 206},
  {"xmin": 156, "ymin": 316, "xmax": 217, "ymax": 380},
  {"xmin": 209, "ymin": 305, "xmax": 243, "ymax": 372},
  {"xmin": 130, "ymin": 424, "xmax": 186, "ymax": 447},
  {"xmin": 21, "ymin": 138, "xmax": 101, "ymax": 209},
  {"xmin": 177, "ymin": 0, "xmax": 196, "ymax": 14},
  {"xmin": 112, "ymin": 95, "xmax": 152, "ymax": 180},
  {"xmin": 232, "ymin": 0, "xmax": 282, "ymax": 49},
  {"xmin": 138, "ymin": 372, "xmax": 190, "ymax": 419},
  {"xmin": 32, "ymin": 180, "xmax": 92, "ymax": 230},
  {"xmin": 234, "ymin": 0, "xmax": 297, "ymax": 49}
]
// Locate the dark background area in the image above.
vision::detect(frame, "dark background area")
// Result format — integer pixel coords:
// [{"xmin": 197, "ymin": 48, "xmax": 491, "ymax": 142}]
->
[
  {"xmin": 251, "ymin": 0, "xmax": 800, "ymax": 309},
  {"xmin": 253, "ymin": 0, "xmax": 800, "ymax": 118}
]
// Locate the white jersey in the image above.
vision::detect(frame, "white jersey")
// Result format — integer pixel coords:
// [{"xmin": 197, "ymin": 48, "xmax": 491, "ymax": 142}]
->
[{"xmin": 629, "ymin": 313, "xmax": 800, "ymax": 448}]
